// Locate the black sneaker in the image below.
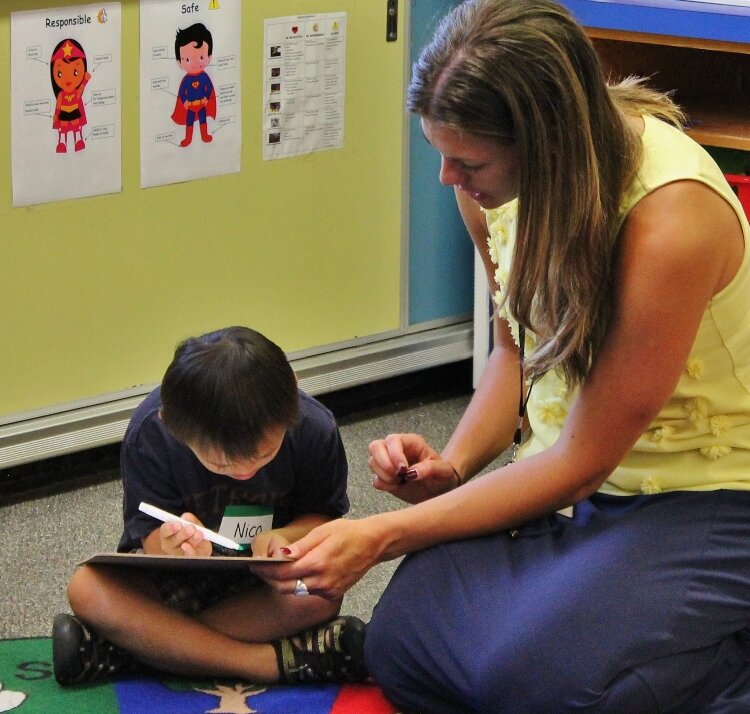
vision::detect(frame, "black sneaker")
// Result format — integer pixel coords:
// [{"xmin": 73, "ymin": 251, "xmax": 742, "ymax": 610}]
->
[
  {"xmin": 274, "ymin": 616, "xmax": 368, "ymax": 684},
  {"xmin": 52, "ymin": 613, "xmax": 133, "ymax": 685}
]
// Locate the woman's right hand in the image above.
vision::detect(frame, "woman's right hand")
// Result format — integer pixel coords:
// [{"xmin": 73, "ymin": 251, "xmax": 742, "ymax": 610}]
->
[{"xmin": 368, "ymin": 433, "xmax": 461, "ymax": 503}]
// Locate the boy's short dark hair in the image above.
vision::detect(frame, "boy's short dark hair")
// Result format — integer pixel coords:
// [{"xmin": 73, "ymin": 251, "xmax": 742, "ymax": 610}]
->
[
  {"xmin": 160, "ymin": 326, "xmax": 298, "ymax": 459},
  {"xmin": 175, "ymin": 23, "xmax": 213, "ymax": 61}
]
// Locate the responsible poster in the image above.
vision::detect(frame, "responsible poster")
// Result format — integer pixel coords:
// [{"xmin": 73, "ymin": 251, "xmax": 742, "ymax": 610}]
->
[
  {"xmin": 10, "ymin": 4, "xmax": 122, "ymax": 207},
  {"xmin": 140, "ymin": 0, "xmax": 241, "ymax": 188},
  {"xmin": 263, "ymin": 13, "xmax": 347, "ymax": 161}
]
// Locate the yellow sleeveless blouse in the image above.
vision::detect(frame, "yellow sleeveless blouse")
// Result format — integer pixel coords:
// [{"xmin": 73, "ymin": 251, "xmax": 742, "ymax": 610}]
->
[{"xmin": 484, "ymin": 115, "xmax": 750, "ymax": 495}]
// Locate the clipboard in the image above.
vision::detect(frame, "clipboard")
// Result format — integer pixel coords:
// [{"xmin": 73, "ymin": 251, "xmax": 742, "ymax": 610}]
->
[{"xmin": 80, "ymin": 552, "xmax": 290, "ymax": 571}]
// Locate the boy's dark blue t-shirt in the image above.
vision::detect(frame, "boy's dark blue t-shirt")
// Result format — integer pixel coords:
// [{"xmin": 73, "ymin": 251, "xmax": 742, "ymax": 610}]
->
[{"xmin": 117, "ymin": 387, "xmax": 349, "ymax": 552}]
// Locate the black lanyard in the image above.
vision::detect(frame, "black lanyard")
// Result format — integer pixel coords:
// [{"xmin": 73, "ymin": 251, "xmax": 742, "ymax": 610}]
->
[{"xmin": 512, "ymin": 324, "xmax": 534, "ymax": 461}]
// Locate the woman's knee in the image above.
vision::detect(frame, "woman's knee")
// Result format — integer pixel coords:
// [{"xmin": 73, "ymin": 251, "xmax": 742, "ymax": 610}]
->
[
  {"xmin": 364, "ymin": 602, "xmax": 410, "ymax": 690},
  {"xmin": 365, "ymin": 601, "xmax": 457, "ymax": 712}
]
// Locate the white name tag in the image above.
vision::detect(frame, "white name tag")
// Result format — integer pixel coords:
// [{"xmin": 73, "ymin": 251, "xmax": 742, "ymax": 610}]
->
[{"xmin": 218, "ymin": 505, "xmax": 274, "ymax": 545}]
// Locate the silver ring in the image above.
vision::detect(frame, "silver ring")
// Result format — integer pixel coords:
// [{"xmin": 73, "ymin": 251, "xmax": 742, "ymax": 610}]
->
[{"xmin": 293, "ymin": 578, "xmax": 309, "ymax": 597}]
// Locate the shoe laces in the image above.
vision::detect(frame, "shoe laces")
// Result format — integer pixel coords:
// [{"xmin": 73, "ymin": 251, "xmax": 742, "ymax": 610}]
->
[
  {"xmin": 77, "ymin": 624, "xmax": 127, "ymax": 681},
  {"xmin": 284, "ymin": 618, "xmax": 354, "ymax": 682}
]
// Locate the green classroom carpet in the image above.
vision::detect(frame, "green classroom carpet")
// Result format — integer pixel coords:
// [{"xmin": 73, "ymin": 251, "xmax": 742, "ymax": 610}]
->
[{"xmin": 0, "ymin": 637, "xmax": 398, "ymax": 713}]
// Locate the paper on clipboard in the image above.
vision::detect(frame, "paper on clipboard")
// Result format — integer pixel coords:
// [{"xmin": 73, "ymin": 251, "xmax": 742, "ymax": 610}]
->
[{"xmin": 80, "ymin": 552, "xmax": 290, "ymax": 571}]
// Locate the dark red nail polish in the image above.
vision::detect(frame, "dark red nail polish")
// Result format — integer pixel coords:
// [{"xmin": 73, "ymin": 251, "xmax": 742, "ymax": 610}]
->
[{"xmin": 405, "ymin": 469, "xmax": 418, "ymax": 481}]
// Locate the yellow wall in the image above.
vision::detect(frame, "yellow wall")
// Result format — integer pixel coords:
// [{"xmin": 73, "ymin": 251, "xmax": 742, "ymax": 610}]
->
[{"xmin": 0, "ymin": 0, "xmax": 404, "ymax": 417}]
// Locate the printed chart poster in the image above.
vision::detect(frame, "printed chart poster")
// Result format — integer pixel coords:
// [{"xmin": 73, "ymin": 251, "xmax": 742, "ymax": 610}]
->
[
  {"xmin": 263, "ymin": 13, "xmax": 347, "ymax": 161},
  {"xmin": 140, "ymin": 0, "xmax": 241, "ymax": 188},
  {"xmin": 10, "ymin": 4, "xmax": 122, "ymax": 207}
]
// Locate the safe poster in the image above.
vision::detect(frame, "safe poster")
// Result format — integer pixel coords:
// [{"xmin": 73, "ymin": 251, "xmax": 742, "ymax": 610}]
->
[
  {"xmin": 10, "ymin": 4, "xmax": 122, "ymax": 207},
  {"xmin": 140, "ymin": 0, "xmax": 242, "ymax": 188}
]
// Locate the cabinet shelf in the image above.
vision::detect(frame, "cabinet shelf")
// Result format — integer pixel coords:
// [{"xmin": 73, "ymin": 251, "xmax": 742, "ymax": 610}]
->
[
  {"xmin": 684, "ymin": 102, "xmax": 750, "ymax": 151},
  {"xmin": 588, "ymin": 28, "xmax": 750, "ymax": 150}
]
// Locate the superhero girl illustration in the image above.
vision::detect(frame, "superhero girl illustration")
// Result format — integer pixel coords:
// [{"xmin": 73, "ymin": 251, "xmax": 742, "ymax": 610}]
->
[
  {"xmin": 172, "ymin": 23, "xmax": 217, "ymax": 147},
  {"xmin": 50, "ymin": 38, "xmax": 91, "ymax": 154},
  {"xmin": 50, "ymin": 38, "xmax": 91, "ymax": 153}
]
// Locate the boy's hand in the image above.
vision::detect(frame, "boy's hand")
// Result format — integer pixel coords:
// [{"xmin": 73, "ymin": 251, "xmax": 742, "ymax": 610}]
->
[
  {"xmin": 158, "ymin": 513, "xmax": 212, "ymax": 557},
  {"xmin": 251, "ymin": 529, "xmax": 290, "ymax": 559}
]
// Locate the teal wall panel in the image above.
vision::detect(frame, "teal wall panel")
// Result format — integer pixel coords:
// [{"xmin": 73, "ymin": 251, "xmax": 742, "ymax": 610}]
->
[{"xmin": 408, "ymin": 0, "xmax": 473, "ymax": 325}]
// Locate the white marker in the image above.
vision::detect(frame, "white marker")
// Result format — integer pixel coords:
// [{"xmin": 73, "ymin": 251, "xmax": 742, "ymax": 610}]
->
[{"xmin": 138, "ymin": 501, "xmax": 247, "ymax": 551}]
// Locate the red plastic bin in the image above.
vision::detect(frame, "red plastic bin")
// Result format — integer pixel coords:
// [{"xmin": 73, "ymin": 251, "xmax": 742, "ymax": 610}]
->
[{"xmin": 724, "ymin": 174, "xmax": 750, "ymax": 219}]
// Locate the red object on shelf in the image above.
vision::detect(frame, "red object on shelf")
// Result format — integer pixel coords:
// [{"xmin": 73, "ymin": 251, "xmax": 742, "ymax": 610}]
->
[{"xmin": 725, "ymin": 174, "xmax": 750, "ymax": 219}]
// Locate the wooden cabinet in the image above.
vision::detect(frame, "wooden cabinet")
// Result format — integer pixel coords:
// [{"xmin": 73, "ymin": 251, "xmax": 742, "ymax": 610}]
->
[
  {"xmin": 589, "ymin": 28, "xmax": 750, "ymax": 150},
  {"xmin": 560, "ymin": 0, "xmax": 750, "ymax": 151}
]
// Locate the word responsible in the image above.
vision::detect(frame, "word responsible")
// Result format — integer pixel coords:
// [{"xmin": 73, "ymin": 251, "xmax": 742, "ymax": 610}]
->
[{"xmin": 46, "ymin": 15, "xmax": 92, "ymax": 29}]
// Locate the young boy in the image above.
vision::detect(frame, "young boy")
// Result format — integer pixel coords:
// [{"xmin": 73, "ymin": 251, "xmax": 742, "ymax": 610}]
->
[{"xmin": 53, "ymin": 326, "xmax": 366, "ymax": 685}]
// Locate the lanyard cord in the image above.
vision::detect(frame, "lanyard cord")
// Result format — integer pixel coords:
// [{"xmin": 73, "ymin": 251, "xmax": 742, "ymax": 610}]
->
[{"xmin": 511, "ymin": 324, "xmax": 534, "ymax": 462}]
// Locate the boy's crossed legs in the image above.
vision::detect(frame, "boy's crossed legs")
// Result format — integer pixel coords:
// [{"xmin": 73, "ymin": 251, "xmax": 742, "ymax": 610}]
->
[{"xmin": 54, "ymin": 562, "xmax": 366, "ymax": 685}]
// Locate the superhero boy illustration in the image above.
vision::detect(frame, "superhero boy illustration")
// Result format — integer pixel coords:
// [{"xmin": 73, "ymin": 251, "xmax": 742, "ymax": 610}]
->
[
  {"xmin": 50, "ymin": 38, "xmax": 91, "ymax": 153},
  {"xmin": 172, "ymin": 23, "xmax": 217, "ymax": 147}
]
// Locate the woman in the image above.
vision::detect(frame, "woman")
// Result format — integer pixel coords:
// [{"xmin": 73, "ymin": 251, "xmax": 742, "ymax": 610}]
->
[{"xmin": 259, "ymin": 0, "xmax": 750, "ymax": 710}]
